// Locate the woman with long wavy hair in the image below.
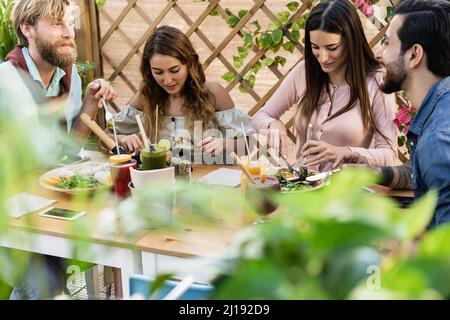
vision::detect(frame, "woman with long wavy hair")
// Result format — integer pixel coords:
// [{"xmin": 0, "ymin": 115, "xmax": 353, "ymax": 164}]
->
[
  {"xmin": 111, "ymin": 25, "xmax": 253, "ymax": 162},
  {"xmin": 252, "ymin": 0, "xmax": 401, "ymax": 172}
]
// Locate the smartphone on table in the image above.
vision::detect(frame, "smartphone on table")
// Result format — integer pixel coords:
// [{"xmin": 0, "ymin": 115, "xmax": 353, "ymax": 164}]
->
[{"xmin": 38, "ymin": 207, "xmax": 86, "ymax": 221}]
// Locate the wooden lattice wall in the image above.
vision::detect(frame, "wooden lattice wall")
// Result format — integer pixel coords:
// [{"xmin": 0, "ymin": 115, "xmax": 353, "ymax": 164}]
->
[{"xmin": 93, "ymin": 0, "xmax": 396, "ymax": 141}]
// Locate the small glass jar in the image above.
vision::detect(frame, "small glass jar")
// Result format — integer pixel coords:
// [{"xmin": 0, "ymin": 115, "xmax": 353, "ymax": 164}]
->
[
  {"xmin": 141, "ymin": 146, "xmax": 167, "ymax": 170},
  {"xmin": 109, "ymin": 154, "xmax": 137, "ymax": 198}
]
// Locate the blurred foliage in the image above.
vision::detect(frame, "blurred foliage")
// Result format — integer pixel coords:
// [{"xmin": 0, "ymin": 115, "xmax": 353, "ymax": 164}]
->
[
  {"xmin": 0, "ymin": 54, "xmax": 448, "ymax": 300},
  {"xmin": 210, "ymin": 169, "xmax": 443, "ymax": 299},
  {"xmin": 0, "ymin": 0, "xmax": 17, "ymax": 62},
  {"xmin": 75, "ymin": 60, "xmax": 96, "ymax": 95},
  {"xmin": 0, "ymin": 67, "xmax": 78, "ymax": 299}
]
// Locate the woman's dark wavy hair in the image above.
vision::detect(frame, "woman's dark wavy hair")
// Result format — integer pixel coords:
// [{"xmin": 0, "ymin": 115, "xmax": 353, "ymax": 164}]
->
[
  {"xmin": 138, "ymin": 25, "xmax": 218, "ymax": 140},
  {"xmin": 395, "ymin": 0, "xmax": 450, "ymax": 77},
  {"xmin": 298, "ymin": 0, "xmax": 381, "ymax": 136}
]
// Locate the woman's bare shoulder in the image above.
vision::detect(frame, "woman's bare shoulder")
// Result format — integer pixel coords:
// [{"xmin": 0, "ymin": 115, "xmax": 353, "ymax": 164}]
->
[
  {"xmin": 128, "ymin": 95, "xmax": 144, "ymax": 111},
  {"xmin": 205, "ymin": 81, "xmax": 235, "ymax": 111}
]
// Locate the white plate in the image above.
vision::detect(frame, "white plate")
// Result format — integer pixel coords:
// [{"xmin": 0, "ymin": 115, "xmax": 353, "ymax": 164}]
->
[{"xmin": 39, "ymin": 161, "xmax": 112, "ymax": 194}]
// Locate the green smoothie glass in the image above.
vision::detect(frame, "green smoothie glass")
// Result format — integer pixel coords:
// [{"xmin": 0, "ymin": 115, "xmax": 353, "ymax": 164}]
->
[{"xmin": 141, "ymin": 146, "xmax": 167, "ymax": 170}]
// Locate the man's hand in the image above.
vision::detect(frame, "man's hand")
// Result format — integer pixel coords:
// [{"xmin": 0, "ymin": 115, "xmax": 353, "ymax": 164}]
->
[
  {"xmin": 301, "ymin": 140, "xmax": 353, "ymax": 167},
  {"xmin": 86, "ymin": 79, "xmax": 118, "ymax": 107}
]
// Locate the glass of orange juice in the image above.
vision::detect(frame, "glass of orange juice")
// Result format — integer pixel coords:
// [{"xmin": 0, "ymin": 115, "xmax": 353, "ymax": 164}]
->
[{"xmin": 240, "ymin": 156, "xmax": 262, "ymax": 176}]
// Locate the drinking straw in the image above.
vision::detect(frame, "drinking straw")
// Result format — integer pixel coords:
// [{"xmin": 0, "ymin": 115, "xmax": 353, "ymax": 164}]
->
[
  {"xmin": 111, "ymin": 118, "xmax": 120, "ymax": 155},
  {"xmin": 155, "ymin": 104, "xmax": 159, "ymax": 144},
  {"xmin": 231, "ymin": 152, "xmax": 256, "ymax": 184},
  {"xmin": 135, "ymin": 115, "xmax": 150, "ymax": 150},
  {"xmin": 241, "ymin": 121, "xmax": 251, "ymax": 160}
]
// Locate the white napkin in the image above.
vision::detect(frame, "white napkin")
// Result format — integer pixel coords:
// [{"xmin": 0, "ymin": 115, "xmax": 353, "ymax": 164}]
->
[
  {"xmin": 7, "ymin": 192, "xmax": 56, "ymax": 218},
  {"xmin": 198, "ymin": 168, "xmax": 242, "ymax": 188}
]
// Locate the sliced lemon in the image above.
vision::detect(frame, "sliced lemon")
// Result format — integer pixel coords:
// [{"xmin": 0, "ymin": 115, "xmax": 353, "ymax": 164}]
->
[
  {"xmin": 44, "ymin": 176, "xmax": 60, "ymax": 186},
  {"xmin": 157, "ymin": 138, "xmax": 172, "ymax": 151},
  {"xmin": 109, "ymin": 154, "xmax": 132, "ymax": 163}
]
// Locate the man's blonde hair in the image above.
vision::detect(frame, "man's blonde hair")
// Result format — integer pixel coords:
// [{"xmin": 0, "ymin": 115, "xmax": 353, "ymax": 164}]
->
[{"xmin": 12, "ymin": 0, "xmax": 71, "ymax": 47}]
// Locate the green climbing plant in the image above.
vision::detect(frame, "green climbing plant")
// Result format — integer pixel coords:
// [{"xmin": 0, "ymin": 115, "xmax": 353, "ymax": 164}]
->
[
  {"xmin": 0, "ymin": 0, "xmax": 17, "ymax": 62},
  {"xmin": 220, "ymin": 1, "xmax": 313, "ymax": 93},
  {"xmin": 195, "ymin": 0, "xmax": 395, "ymax": 93}
]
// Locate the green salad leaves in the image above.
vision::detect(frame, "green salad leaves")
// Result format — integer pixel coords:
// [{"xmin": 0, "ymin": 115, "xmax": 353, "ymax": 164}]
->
[{"xmin": 56, "ymin": 174, "xmax": 100, "ymax": 189}]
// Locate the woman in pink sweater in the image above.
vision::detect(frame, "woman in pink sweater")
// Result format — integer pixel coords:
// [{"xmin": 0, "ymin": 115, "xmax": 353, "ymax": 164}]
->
[{"xmin": 252, "ymin": 0, "xmax": 401, "ymax": 172}]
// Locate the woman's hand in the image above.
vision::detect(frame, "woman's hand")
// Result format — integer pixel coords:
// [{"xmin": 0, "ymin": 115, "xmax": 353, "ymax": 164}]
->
[
  {"xmin": 333, "ymin": 152, "xmax": 369, "ymax": 169},
  {"xmin": 301, "ymin": 140, "xmax": 352, "ymax": 167},
  {"xmin": 118, "ymin": 134, "xmax": 143, "ymax": 153},
  {"xmin": 199, "ymin": 137, "xmax": 227, "ymax": 157},
  {"xmin": 267, "ymin": 120, "xmax": 289, "ymax": 154}
]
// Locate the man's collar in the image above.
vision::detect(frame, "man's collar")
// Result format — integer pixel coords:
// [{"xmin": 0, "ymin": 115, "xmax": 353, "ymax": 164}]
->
[
  {"xmin": 21, "ymin": 47, "xmax": 66, "ymax": 88},
  {"xmin": 408, "ymin": 76, "xmax": 450, "ymax": 136}
]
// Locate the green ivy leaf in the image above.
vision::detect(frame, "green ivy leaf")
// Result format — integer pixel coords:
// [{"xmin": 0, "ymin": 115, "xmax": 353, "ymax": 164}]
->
[
  {"xmin": 251, "ymin": 61, "xmax": 262, "ymax": 73},
  {"xmin": 290, "ymin": 30, "xmax": 300, "ymax": 43},
  {"xmin": 287, "ymin": 1, "xmax": 300, "ymax": 12},
  {"xmin": 243, "ymin": 32, "xmax": 253, "ymax": 47},
  {"xmin": 238, "ymin": 46, "xmax": 249, "ymax": 59},
  {"xmin": 268, "ymin": 20, "xmax": 282, "ymax": 31},
  {"xmin": 225, "ymin": 8, "xmax": 233, "ymax": 17},
  {"xmin": 239, "ymin": 85, "xmax": 248, "ymax": 93},
  {"xmin": 95, "ymin": 0, "xmax": 106, "ymax": 8},
  {"xmin": 271, "ymin": 40, "xmax": 283, "ymax": 53},
  {"xmin": 251, "ymin": 20, "xmax": 261, "ymax": 33},
  {"xmin": 276, "ymin": 11, "xmax": 291, "ymax": 23},
  {"xmin": 385, "ymin": 7, "xmax": 395, "ymax": 23},
  {"xmin": 295, "ymin": 15, "xmax": 309, "ymax": 29},
  {"xmin": 260, "ymin": 33, "xmax": 272, "ymax": 49},
  {"xmin": 222, "ymin": 71, "xmax": 236, "ymax": 83},
  {"xmin": 261, "ymin": 57, "xmax": 275, "ymax": 66},
  {"xmin": 271, "ymin": 28, "xmax": 284, "ymax": 45},
  {"xmin": 245, "ymin": 74, "xmax": 256, "ymax": 88},
  {"xmin": 283, "ymin": 41, "xmax": 295, "ymax": 53},
  {"xmin": 291, "ymin": 22, "xmax": 300, "ymax": 31},
  {"xmin": 227, "ymin": 15, "xmax": 240, "ymax": 28},
  {"xmin": 275, "ymin": 56, "xmax": 287, "ymax": 67},
  {"xmin": 209, "ymin": 9, "xmax": 219, "ymax": 16},
  {"xmin": 238, "ymin": 10, "xmax": 248, "ymax": 19},
  {"xmin": 233, "ymin": 56, "xmax": 244, "ymax": 68}
]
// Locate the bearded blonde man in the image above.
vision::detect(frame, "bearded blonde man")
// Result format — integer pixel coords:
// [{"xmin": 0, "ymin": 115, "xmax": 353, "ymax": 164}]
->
[{"xmin": 0, "ymin": 0, "xmax": 117, "ymax": 299}]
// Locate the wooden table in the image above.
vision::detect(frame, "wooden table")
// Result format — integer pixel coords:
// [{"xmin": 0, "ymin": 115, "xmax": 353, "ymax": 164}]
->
[
  {"xmin": 0, "ymin": 151, "xmax": 149, "ymax": 298},
  {"xmin": 2, "ymin": 150, "xmax": 415, "ymax": 296}
]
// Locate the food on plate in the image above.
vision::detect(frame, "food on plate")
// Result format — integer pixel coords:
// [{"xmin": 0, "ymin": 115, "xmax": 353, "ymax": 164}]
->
[
  {"xmin": 58, "ymin": 168, "xmax": 76, "ymax": 179},
  {"xmin": 42, "ymin": 161, "xmax": 112, "ymax": 191},
  {"xmin": 56, "ymin": 174, "xmax": 101, "ymax": 189},
  {"xmin": 273, "ymin": 167, "xmax": 323, "ymax": 193},
  {"xmin": 43, "ymin": 176, "xmax": 61, "ymax": 186}
]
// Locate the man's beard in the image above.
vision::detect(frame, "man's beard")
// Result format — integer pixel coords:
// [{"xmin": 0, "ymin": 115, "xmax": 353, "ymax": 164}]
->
[
  {"xmin": 379, "ymin": 56, "xmax": 407, "ymax": 94},
  {"xmin": 35, "ymin": 35, "xmax": 77, "ymax": 69}
]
